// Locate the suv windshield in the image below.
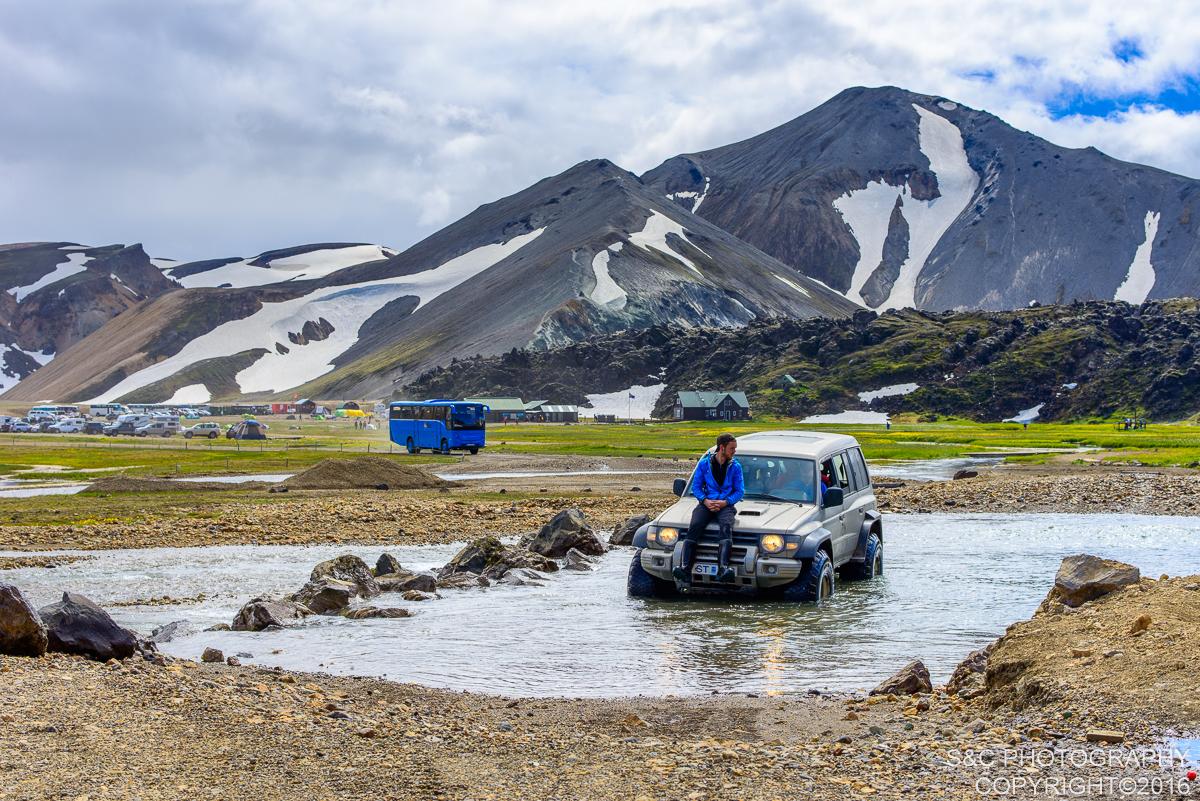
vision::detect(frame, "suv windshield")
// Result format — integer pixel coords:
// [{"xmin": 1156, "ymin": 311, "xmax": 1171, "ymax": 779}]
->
[
  {"xmin": 683, "ymin": 454, "xmax": 818, "ymax": 504},
  {"xmin": 450, "ymin": 405, "xmax": 485, "ymax": 430}
]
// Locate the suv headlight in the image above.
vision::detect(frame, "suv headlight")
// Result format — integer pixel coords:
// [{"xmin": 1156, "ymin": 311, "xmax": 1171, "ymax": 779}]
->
[
  {"xmin": 760, "ymin": 534, "xmax": 785, "ymax": 554},
  {"xmin": 651, "ymin": 527, "xmax": 679, "ymax": 547}
]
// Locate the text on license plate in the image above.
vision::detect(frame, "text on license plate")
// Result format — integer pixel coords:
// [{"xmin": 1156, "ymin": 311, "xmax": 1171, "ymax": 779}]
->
[{"xmin": 693, "ymin": 565, "xmax": 718, "ymax": 575}]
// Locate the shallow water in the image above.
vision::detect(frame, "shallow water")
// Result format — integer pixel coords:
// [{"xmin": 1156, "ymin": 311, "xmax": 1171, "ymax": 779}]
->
[
  {"xmin": 6, "ymin": 512, "xmax": 1198, "ymax": 698},
  {"xmin": 867, "ymin": 456, "xmax": 1004, "ymax": 482}
]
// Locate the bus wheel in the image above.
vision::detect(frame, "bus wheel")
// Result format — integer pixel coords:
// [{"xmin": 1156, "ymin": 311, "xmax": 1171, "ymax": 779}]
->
[
  {"xmin": 469, "ymin": 447, "xmax": 478, "ymax": 455},
  {"xmin": 440, "ymin": 438, "xmax": 449, "ymax": 454},
  {"xmin": 406, "ymin": 437, "xmax": 417, "ymax": 454}
]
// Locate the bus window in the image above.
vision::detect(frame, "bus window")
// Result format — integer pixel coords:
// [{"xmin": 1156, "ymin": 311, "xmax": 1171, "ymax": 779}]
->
[{"xmin": 450, "ymin": 405, "xmax": 485, "ymax": 430}]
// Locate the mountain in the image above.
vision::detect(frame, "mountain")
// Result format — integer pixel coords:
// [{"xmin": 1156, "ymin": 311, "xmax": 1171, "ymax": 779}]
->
[
  {"xmin": 403, "ymin": 299, "xmax": 1200, "ymax": 423},
  {"xmin": 0, "ymin": 242, "xmax": 179, "ymax": 391},
  {"xmin": 642, "ymin": 86, "xmax": 1200, "ymax": 312},
  {"xmin": 5, "ymin": 160, "xmax": 855, "ymax": 404}
]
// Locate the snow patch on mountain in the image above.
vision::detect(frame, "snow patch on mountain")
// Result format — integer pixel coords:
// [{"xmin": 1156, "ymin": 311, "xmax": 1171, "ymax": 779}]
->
[
  {"xmin": 10, "ymin": 251, "xmax": 90, "ymax": 302},
  {"xmin": 167, "ymin": 384, "xmax": 211, "ymax": 404},
  {"xmin": 835, "ymin": 105, "xmax": 979, "ymax": 310},
  {"xmin": 589, "ymin": 251, "xmax": 627, "ymax": 309},
  {"xmin": 584, "ymin": 384, "xmax": 665, "ymax": 419},
  {"xmin": 173, "ymin": 245, "xmax": 395, "ymax": 289},
  {"xmin": 858, "ymin": 383, "xmax": 919, "ymax": 402},
  {"xmin": 775, "ymin": 273, "xmax": 812, "ymax": 297},
  {"xmin": 628, "ymin": 211, "xmax": 707, "ymax": 277},
  {"xmin": 85, "ymin": 230, "xmax": 544, "ymax": 401},
  {"xmin": 1115, "ymin": 211, "xmax": 1160, "ymax": 305},
  {"xmin": 1003, "ymin": 403, "xmax": 1044, "ymax": 423},
  {"xmin": 667, "ymin": 176, "xmax": 711, "ymax": 214},
  {"xmin": 801, "ymin": 410, "xmax": 890, "ymax": 424}
]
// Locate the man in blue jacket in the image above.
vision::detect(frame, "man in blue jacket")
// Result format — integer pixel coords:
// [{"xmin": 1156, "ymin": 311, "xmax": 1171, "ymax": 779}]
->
[{"xmin": 674, "ymin": 432, "xmax": 744, "ymax": 584}]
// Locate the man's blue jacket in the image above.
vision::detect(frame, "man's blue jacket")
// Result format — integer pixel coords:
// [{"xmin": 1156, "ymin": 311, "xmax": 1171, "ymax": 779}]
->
[{"xmin": 692, "ymin": 455, "xmax": 744, "ymax": 505}]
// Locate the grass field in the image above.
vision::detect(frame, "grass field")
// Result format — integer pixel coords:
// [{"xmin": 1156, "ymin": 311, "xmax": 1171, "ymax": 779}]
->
[{"xmin": 0, "ymin": 416, "xmax": 1196, "ymax": 485}]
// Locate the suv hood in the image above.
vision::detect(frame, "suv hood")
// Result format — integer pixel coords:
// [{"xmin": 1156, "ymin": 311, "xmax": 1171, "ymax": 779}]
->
[{"xmin": 655, "ymin": 498, "xmax": 819, "ymax": 535}]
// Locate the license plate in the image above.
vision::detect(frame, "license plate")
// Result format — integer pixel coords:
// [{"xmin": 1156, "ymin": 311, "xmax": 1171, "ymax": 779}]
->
[{"xmin": 693, "ymin": 564, "xmax": 718, "ymax": 576}]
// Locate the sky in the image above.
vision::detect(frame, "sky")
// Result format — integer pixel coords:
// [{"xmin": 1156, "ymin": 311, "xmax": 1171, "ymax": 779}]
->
[{"xmin": 2, "ymin": 0, "xmax": 1199, "ymax": 263}]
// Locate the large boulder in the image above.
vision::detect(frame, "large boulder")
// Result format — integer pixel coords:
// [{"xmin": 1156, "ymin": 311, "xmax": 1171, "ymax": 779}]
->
[
  {"xmin": 523, "ymin": 509, "xmax": 606, "ymax": 558},
  {"xmin": 1053, "ymin": 554, "xmax": 1140, "ymax": 608},
  {"xmin": 440, "ymin": 536, "xmax": 559, "ymax": 581},
  {"xmin": 562, "ymin": 548, "xmax": 597, "ymax": 571},
  {"xmin": 344, "ymin": 607, "xmax": 412, "ymax": 620},
  {"xmin": 149, "ymin": 620, "xmax": 197, "ymax": 644},
  {"xmin": 377, "ymin": 573, "xmax": 437, "ymax": 594},
  {"xmin": 0, "ymin": 583, "xmax": 48, "ymax": 657},
  {"xmin": 945, "ymin": 641, "xmax": 996, "ymax": 695},
  {"xmin": 870, "ymin": 660, "xmax": 932, "ymax": 696},
  {"xmin": 289, "ymin": 579, "xmax": 357, "ymax": 615},
  {"xmin": 231, "ymin": 597, "xmax": 313, "ymax": 631},
  {"xmin": 38, "ymin": 592, "xmax": 138, "ymax": 661},
  {"xmin": 311, "ymin": 555, "xmax": 380, "ymax": 598},
  {"xmin": 609, "ymin": 514, "xmax": 651, "ymax": 546},
  {"xmin": 375, "ymin": 553, "xmax": 402, "ymax": 577}
]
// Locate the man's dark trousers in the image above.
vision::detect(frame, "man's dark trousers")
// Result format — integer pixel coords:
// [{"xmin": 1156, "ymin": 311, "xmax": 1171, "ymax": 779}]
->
[{"xmin": 686, "ymin": 503, "xmax": 737, "ymax": 543}]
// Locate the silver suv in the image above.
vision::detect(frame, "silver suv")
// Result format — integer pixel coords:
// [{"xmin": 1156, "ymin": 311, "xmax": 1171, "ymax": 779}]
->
[{"xmin": 628, "ymin": 431, "xmax": 883, "ymax": 602}]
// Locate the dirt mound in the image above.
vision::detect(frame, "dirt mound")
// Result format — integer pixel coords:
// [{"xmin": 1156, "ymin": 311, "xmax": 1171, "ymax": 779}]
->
[
  {"xmin": 282, "ymin": 456, "xmax": 460, "ymax": 490},
  {"xmin": 83, "ymin": 475, "xmax": 273, "ymax": 493}
]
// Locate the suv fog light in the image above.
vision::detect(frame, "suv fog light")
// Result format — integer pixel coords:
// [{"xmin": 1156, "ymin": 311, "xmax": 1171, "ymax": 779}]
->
[
  {"xmin": 762, "ymin": 565, "xmax": 778, "ymax": 575},
  {"xmin": 760, "ymin": 534, "xmax": 784, "ymax": 554},
  {"xmin": 653, "ymin": 557, "xmax": 665, "ymax": 567}
]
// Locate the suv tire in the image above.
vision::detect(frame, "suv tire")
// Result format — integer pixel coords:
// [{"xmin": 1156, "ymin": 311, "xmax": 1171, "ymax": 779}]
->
[
  {"xmin": 627, "ymin": 550, "xmax": 678, "ymax": 598},
  {"xmin": 841, "ymin": 532, "xmax": 882, "ymax": 581},
  {"xmin": 782, "ymin": 550, "xmax": 834, "ymax": 603}
]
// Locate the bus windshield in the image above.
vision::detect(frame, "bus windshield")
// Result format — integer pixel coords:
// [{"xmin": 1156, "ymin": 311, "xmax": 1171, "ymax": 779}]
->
[{"xmin": 450, "ymin": 405, "xmax": 485, "ymax": 430}]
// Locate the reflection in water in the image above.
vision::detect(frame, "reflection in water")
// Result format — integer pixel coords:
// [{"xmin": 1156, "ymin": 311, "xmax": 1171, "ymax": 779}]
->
[{"xmin": 4, "ymin": 512, "xmax": 1200, "ymax": 697}]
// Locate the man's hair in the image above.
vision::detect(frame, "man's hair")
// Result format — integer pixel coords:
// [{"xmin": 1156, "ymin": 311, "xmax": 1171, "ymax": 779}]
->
[{"xmin": 716, "ymin": 432, "xmax": 736, "ymax": 449}]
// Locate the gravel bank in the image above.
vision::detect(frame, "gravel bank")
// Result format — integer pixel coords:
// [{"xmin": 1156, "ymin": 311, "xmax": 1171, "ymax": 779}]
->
[{"xmin": 877, "ymin": 464, "xmax": 1200, "ymax": 516}]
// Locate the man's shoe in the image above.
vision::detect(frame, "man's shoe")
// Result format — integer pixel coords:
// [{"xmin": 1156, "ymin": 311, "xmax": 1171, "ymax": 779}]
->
[{"xmin": 717, "ymin": 539, "xmax": 736, "ymax": 583}]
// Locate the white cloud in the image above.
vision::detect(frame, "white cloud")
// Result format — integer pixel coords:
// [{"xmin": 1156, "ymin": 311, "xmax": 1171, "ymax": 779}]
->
[{"xmin": 0, "ymin": 1, "xmax": 1198, "ymax": 261}]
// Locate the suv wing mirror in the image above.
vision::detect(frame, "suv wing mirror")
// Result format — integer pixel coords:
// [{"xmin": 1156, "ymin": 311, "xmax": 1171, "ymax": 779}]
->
[
  {"xmin": 823, "ymin": 487, "xmax": 844, "ymax": 507},
  {"xmin": 672, "ymin": 478, "xmax": 686, "ymax": 497}
]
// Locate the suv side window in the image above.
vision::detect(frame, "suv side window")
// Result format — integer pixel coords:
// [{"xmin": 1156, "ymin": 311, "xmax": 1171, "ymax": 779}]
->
[
  {"xmin": 830, "ymin": 453, "xmax": 852, "ymax": 491},
  {"xmin": 847, "ymin": 448, "xmax": 869, "ymax": 492}
]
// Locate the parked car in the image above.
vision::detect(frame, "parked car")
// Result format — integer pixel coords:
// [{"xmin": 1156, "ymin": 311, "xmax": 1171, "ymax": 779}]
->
[
  {"xmin": 11, "ymin": 421, "xmax": 36, "ymax": 433},
  {"xmin": 36, "ymin": 421, "xmax": 57, "ymax": 433},
  {"xmin": 135, "ymin": 421, "xmax": 182, "ymax": 438},
  {"xmin": 104, "ymin": 421, "xmax": 140, "ymax": 437},
  {"xmin": 183, "ymin": 422, "xmax": 222, "ymax": 439},
  {"xmin": 628, "ymin": 431, "xmax": 882, "ymax": 603},
  {"xmin": 49, "ymin": 418, "xmax": 87, "ymax": 434},
  {"xmin": 83, "ymin": 421, "xmax": 108, "ymax": 435}
]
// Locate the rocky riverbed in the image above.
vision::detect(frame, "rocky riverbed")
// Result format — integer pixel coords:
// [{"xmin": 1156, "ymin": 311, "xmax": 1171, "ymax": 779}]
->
[{"xmin": 4, "ymin": 563, "xmax": 1199, "ymax": 801}]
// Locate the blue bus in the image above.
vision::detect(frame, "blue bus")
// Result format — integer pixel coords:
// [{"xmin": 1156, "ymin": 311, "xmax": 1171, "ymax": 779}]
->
[{"xmin": 389, "ymin": 400, "xmax": 488, "ymax": 454}]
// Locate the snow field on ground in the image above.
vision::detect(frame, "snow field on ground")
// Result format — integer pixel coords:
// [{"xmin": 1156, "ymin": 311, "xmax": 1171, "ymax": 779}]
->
[
  {"xmin": 858, "ymin": 383, "xmax": 919, "ymax": 402},
  {"xmin": 166, "ymin": 384, "xmax": 211, "ymax": 404},
  {"xmin": 1114, "ymin": 211, "xmax": 1160, "ymax": 305},
  {"xmin": 628, "ymin": 211, "xmax": 707, "ymax": 277},
  {"xmin": 589, "ymin": 249, "xmax": 627, "ymax": 309},
  {"xmin": 584, "ymin": 384, "xmax": 666, "ymax": 418},
  {"xmin": 801, "ymin": 411, "xmax": 890, "ymax": 424},
  {"xmin": 10, "ymin": 251, "xmax": 91, "ymax": 302},
  {"xmin": 1003, "ymin": 403, "xmax": 1044, "ymax": 423},
  {"xmin": 85, "ymin": 230, "xmax": 545, "ymax": 401},
  {"xmin": 172, "ymin": 245, "xmax": 395, "ymax": 289},
  {"xmin": 835, "ymin": 105, "xmax": 979, "ymax": 310}
]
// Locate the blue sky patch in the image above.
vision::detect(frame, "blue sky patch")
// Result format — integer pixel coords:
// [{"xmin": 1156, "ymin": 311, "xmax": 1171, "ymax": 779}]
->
[
  {"xmin": 1048, "ymin": 75, "xmax": 1200, "ymax": 118},
  {"xmin": 1112, "ymin": 39, "xmax": 1144, "ymax": 63}
]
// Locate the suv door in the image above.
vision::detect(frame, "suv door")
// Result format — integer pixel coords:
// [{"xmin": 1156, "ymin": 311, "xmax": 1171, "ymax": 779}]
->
[
  {"xmin": 819, "ymin": 456, "xmax": 846, "ymax": 556},
  {"xmin": 828, "ymin": 452, "xmax": 860, "ymax": 563},
  {"xmin": 841, "ymin": 448, "xmax": 871, "ymax": 559}
]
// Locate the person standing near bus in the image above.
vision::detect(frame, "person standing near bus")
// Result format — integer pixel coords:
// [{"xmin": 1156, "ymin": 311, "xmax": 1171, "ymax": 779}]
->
[{"xmin": 674, "ymin": 433, "xmax": 744, "ymax": 584}]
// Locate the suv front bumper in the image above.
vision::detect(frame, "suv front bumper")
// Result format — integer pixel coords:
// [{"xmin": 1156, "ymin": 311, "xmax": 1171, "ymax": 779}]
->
[{"xmin": 640, "ymin": 545, "xmax": 803, "ymax": 590}]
